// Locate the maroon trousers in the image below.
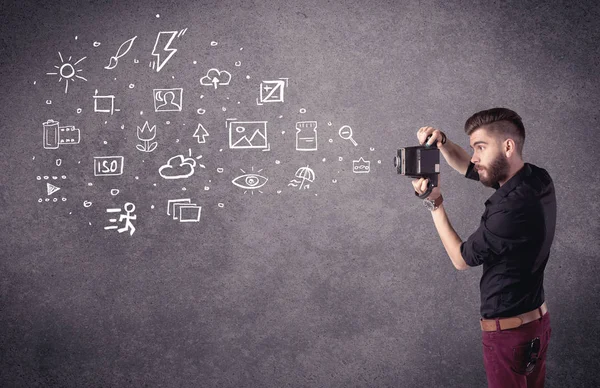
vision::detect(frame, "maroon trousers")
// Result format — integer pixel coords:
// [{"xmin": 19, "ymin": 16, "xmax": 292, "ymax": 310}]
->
[{"xmin": 482, "ymin": 312, "xmax": 552, "ymax": 387}]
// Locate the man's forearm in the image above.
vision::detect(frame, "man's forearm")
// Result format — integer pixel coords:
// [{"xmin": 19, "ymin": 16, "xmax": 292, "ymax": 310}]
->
[
  {"xmin": 430, "ymin": 204, "xmax": 469, "ymax": 271},
  {"xmin": 439, "ymin": 140, "xmax": 471, "ymax": 175}
]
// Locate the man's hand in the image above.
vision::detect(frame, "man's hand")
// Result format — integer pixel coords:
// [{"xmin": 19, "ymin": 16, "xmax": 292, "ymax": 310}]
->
[
  {"xmin": 412, "ymin": 176, "xmax": 441, "ymax": 200},
  {"xmin": 417, "ymin": 126, "xmax": 446, "ymax": 149}
]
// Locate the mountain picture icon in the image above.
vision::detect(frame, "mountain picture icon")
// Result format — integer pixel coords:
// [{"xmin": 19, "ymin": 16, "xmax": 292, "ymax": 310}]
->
[{"xmin": 228, "ymin": 121, "xmax": 268, "ymax": 149}]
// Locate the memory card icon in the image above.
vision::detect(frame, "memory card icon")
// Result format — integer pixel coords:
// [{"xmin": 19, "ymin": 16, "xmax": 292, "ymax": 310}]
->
[{"xmin": 43, "ymin": 119, "xmax": 80, "ymax": 149}]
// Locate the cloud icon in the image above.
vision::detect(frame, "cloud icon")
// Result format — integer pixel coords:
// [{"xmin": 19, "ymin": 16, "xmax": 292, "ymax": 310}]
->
[
  {"xmin": 200, "ymin": 68, "xmax": 232, "ymax": 89},
  {"xmin": 159, "ymin": 155, "xmax": 197, "ymax": 179}
]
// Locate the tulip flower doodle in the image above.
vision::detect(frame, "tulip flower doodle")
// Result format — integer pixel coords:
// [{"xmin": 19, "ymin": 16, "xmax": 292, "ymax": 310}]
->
[{"xmin": 136, "ymin": 121, "xmax": 157, "ymax": 152}]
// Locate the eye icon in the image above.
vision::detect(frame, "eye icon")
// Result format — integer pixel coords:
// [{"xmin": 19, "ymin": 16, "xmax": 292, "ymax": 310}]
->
[{"xmin": 232, "ymin": 168, "xmax": 268, "ymax": 194}]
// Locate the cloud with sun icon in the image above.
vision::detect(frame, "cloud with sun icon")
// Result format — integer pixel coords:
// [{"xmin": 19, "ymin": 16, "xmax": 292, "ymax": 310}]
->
[{"xmin": 46, "ymin": 52, "xmax": 88, "ymax": 94}]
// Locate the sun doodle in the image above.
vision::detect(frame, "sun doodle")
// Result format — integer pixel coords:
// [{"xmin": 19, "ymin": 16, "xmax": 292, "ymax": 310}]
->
[{"xmin": 46, "ymin": 52, "xmax": 88, "ymax": 94}]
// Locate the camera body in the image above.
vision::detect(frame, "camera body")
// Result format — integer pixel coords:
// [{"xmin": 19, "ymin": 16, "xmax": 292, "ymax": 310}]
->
[{"xmin": 394, "ymin": 142, "xmax": 440, "ymax": 197}]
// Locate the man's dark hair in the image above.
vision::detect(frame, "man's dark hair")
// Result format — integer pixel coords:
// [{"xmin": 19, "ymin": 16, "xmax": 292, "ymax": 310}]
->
[{"xmin": 464, "ymin": 108, "xmax": 526, "ymax": 156}]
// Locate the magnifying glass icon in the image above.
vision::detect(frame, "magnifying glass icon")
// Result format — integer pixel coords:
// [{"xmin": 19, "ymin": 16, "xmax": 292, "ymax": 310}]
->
[{"xmin": 339, "ymin": 125, "xmax": 358, "ymax": 146}]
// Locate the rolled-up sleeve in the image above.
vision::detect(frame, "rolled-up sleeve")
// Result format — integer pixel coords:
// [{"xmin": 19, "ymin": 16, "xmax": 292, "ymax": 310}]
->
[{"xmin": 460, "ymin": 206, "xmax": 531, "ymax": 267}]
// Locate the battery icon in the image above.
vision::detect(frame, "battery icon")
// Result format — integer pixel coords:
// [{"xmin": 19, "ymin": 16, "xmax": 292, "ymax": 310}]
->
[{"xmin": 43, "ymin": 119, "xmax": 81, "ymax": 149}]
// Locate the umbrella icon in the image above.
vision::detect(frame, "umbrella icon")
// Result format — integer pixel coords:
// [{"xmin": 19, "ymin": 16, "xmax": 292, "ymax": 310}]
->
[{"xmin": 288, "ymin": 165, "xmax": 315, "ymax": 190}]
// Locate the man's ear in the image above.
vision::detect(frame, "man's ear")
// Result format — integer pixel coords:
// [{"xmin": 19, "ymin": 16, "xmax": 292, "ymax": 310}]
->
[{"xmin": 504, "ymin": 138, "xmax": 516, "ymax": 158}]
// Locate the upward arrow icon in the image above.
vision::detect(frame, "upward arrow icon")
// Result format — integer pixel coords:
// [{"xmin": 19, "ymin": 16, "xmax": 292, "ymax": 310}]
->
[{"xmin": 47, "ymin": 182, "xmax": 60, "ymax": 196}]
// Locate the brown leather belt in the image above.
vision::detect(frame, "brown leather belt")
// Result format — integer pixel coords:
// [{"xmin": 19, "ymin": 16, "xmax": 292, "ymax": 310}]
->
[{"xmin": 480, "ymin": 302, "xmax": 548, "ymax": 331}]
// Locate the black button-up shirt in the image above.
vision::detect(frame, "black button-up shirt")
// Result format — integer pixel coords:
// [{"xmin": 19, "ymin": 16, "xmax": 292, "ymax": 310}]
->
[{"xmin": 460, "ymin": 162, "xmax": 557, "ymax": 319}]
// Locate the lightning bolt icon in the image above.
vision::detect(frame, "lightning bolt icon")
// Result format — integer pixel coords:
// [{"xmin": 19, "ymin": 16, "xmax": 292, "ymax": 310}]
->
[
  {"xmin": 193, "ymin": 123, "xmax": 209, "ymax": 144},
  {"xmin": 150, "ymin": 29, "xmax": 187, "ymax": 72}
]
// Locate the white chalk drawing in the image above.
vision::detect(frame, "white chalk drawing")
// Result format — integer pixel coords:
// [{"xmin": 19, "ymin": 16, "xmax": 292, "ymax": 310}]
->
[
  {"xmin": 159, "ymin": 149, "xmax": 204, "ymax": 179},
  {"xmin": 256, "ymin": 78, "xmax": 288, "ymax": 105},
  {"xmin": 104, "ymin": 202, "xmax": 136, "ymax": 236},
  {"xmin": 93, "ymin": 90, "xmax": 120, "ymax": 115},
  {"xmin": 200, "ymin": 68, "xmax": 231, "ymax": 89},
  {"xmin": 153, "ymin": 88, "xmax": 183, "ymax": 112},
  {"xmin": 42, "ymin": 120, "xmax": 80, "ymax": 149},
  {"xmin": 150, "ymin": 29, "xmax": 187, "ymax": 72},
  {"xmin": 110, "ymin": 189, "xmax": 120, "ymax": 196},
  {"xmin": 136, "ymin": 121, "xmax": 157, "ymax": 152},
  {"xmin": 353, "ymin": 157, "xmax": 370, "ymax": 173},
  {"xmin": 193, "ymin": 123, "xmax": 209, "ymax": 143},
  {"xmin": 339, "ymin": 125, "xmax": 358, "ymax": 146},
  {"xmin": 167, "ymin": 199, "xmax": 202, "ymax": 222},
  {"xmin": 83, "ymin": 201, "xmax": 92, "ymax": 208},
  {"xmin": 288, "ymin": 165, "xmax": 315, "ymax": 190},
  {"xmin": 296, "ymin": 121, "xmax": 318, "ymax": 151},
  {"xmin": 46, "ymin": 52, "xmax": 87, "ymax": 94},
  {"xmin": 94, "ymin": 156, "xmax": 124, "ymax": 176},
  {"xmin": 227, "ymin": 120, "xmax": 269, "ymax": 150},
  {"xmin": 46, "ymin": 182, "xmax": 60, "ymax": 196},
  {"xmin": 232, "ymin": 167, "xmax": 268, "ymax": 194},
  {"xmin": 105, "ymin": 36, "xmax": 137, "ymax": 70}
]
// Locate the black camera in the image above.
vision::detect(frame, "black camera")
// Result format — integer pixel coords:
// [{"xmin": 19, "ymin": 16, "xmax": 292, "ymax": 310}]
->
[{"xmin": 393, "ymin": 135, "xmax": 440, "ymax": 198}]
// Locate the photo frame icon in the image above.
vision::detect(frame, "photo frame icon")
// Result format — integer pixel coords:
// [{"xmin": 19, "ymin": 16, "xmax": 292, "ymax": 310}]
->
[
  {"xmin": 154, "ymin": 88, "xmax": 183, "ymax": 112},
  {"xmin": 227, "ymin": 120, "xmax": 269, "ymax": 150}
]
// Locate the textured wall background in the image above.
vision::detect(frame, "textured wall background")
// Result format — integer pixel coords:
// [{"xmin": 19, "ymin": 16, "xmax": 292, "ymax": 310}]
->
[{"xmin": 1, "ymin": 0, "xmax": 599, "ymax": 387}]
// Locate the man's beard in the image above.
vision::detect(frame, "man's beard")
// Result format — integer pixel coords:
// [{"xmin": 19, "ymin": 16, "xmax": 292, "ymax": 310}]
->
[{"xmin": 478, "ymin": 153, "xmax": 510, "ymax": 188}]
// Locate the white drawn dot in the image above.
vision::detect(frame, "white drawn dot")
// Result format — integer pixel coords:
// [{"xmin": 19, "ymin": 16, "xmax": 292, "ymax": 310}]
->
[
  {"xmin": 211, "ymin": 41, "xmax": 218, "ymax": 46},
  {"xmin": 240, "ymin": 47, "xmax": 243, "ymax": 51},
  {"xmin": 200, "ymin": 95, "xmax": 204, "ymax": 99},
  {"xmin": 322, "ymin": 158, "xmax": 327, "ymax": 162},
  {"xmin": 193, "ymin": 60, "xmax": 197, "ymax": 64},
  {"xmin": 33, "ymin": 156, "xmax": 35, "ymax": 160},
  {"xmin": 156, "ymin": 14, "xmax": 160, "ymax": 18},
  {"xmin": 33, "ymin": 81, "xmax": 37, "ymax": 85},
  {"xmin": 151, "ymin": 205, "xmax": 155, "ymax": 209},
  {"xmin": 281, "ymin": 131, "xmax": 285, "ymax": 135},
  {"xmin": 197, "ymin": 108, "xmax": 206, "ymax": 115},
  {"xmin": 275, "ymin": 160, "xmax": 280, "ymax": 164},
  {"xmin": 37, "ymin": 176, "xmax": 41, "ymax": 180},
  {"xmin": 176, "ymin": 139, "xmax": 180, "ymax": 143},
  {"xmin": 219, "ymin": 148, "xmax": 223, "ymax": 152},
  {"xmin": 217, "ymin": 168, "xmax": 224, "ymax": 173},
  {"xmin": 237, "ymin": 101, "xmax": 240, "ymax": 104},
  {"xmin": 43, "ymin": 176, "xmax": 49, "ymax": 180},
  {"xmin": 235, "ymin": 61, "xmax": 241, "ymax": 67},
  {"xmin": 182, "ymin": 187, "xmax": 186, "ymax": 191},
  {"xmin": 329, "ymin": 139, "xmax": 333, "ymax": 143},
  {"xmin": 103, "ymin": 141, "xmax": 107, "ymax": 144},
  {"xmin": 135, "ymin": 176, "xmax": 139, "ymax": 180},
  {"xmin": 328, "ymin": 122, "xmax": 332, "ymax": 126},
  {"xmin": 222, "ymin": 107, "xmax": 226, "ymax": 111},
  {"xmin": 299, "ymin": 108, "xmax": 306, "ymax": 113},
  {"xmin": 104, "ymin": 121, "xmax": 107, "ymax": 124},
  {"xmin": 87, "ymin": 182, "xmax": 93, "ymax": 186},
  {"xmin": 46, "ymin": 100, "xmax": 52, "ymax": 105},
  {"xmin": 45, "ymin": 198, "xmax": 49, "ymax": 202},
  {"xmin": 83, "ymin": 201, "xmax": 92, "ymax": 207},
  {"xmin": 377, "ymin": 160, "xmax": 381, "ymax": 164},
  {"xmin": 370, "ymin": 147, "xmax": 375, "ymax": 151},
  {"xmin": 53, "ymin": 198, "xmax": 58, "ymax": 202},
  {"xmin": 278, "ymin": 115, "xmax": 283, "ymax": 118},
  {"xmin": 171, "ymin": 75, "xmax": 175, "ymax": 79},
  {"xmin": 76, "ymin": 108, "xmax": 82, "ymax": 114},
  {"xmin": 120, "ymin": 124, "xmax": 125, "ymax": 129},
  {"xmin": 140, "ymin": 111, "xmax": 144, "ymax": 115},
  {"xmin": 113, "ymin": 77, "xmax": 117, "ymax": 81},
  {"xmin": 38, "ymin": 198, "xmax": 42, "ymax": 203},
  {"xmin": 277, "ymin": 190, "xmax": 282, "ymax": 194},
  {"xmin": 75, "ymin": 36, "xmax": 78, "ymax": 40},
  {"xmin": 246, "ymin": 75, "xmax": 250, "ymax": 79},
  {"xmin": 52, "ymin": 176, "xmax": 57, "ymax": 180},
  {"xmin": 110, "ymin": 189, "xmax": 119, "ymax": 196},
  {"xmin": 153, "ymin": 183, "xmax": 157, "ymax": 186},
  {"xmin": 218, "ymin": 203, "xmax": 224, "ymax": 208},
  {"xmin": 134, "ymin": 58, "xmax": 139, "ymax": 63},
  {"xmin": 166, "ymin": 121, "xmax": 170, "ymax": 124},
  {"xmin": 204, "ymin": 186, "xmax": 210, "ymax": 191},
  {"xmin": 61, "ymin": 175, "xmax": 66, "ymax": 179},
  {"xmin": 339, "ymin": 157, "xmax": 343, "ymax": 161},
  {"xmin": 332, "ymin": 179, "xmax": 337, "ymax": 183},
  {"xmin": 61, "ymin": 197, "xmax": 66, "ymax": 202},
  {"xmin": 93, "ymin": 42, "xmax": 101, "ymax": 47},
  {"xmin": 129, "ymin": 84, "xmax": 135, "ymax": 89},
  {"xmin": 88, "ymin": 222, "xmax": 91, "ymax": 226}
]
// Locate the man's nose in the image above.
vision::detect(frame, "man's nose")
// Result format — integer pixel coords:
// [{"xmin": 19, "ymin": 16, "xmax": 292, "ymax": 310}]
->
[{"xmin": 471, "ymin": 154, "xmax": 478, "ymax": 164}]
